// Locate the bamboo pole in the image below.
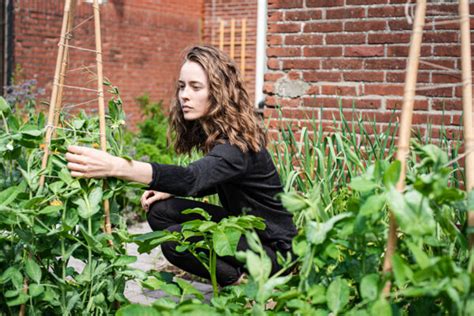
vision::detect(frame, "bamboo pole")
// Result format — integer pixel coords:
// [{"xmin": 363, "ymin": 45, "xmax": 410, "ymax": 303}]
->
[
  {"xmin": 230, "ymin": 19, "xmax": 235, "ymax": 59},
  {"xmin": 240, "ymin": 18, "xmax": 247, "ymax": 80},
  {"xmin": 219, "ymin": 19, "xmax": 224, "ymax": 51},
  {"xmin": 53, "ymin": 0, "xmax": 77, "ymax": 136},
  {"xmin": 39, "ymin": 0, "xmax": 72, "ymax": 188},
  {"xmin": 458, "ymin": 0, "xmax": 474, "ymax": 248},
  {"xmin": 92, "ymin": 0, "xmax": 112, "ymax": 238},
  {"xmin": 382, "ymin": 0, "xmax": 426, "ymax": 296}
]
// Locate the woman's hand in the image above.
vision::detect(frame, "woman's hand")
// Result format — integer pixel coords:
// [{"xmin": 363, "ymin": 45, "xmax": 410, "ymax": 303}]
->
[
  {"xmin": 65, "ymin": 145, "xmax": 122, "ymax": 178},
  {"xmin": 140, "ymin": 190, "xmax": 172, "ymax": 212}
]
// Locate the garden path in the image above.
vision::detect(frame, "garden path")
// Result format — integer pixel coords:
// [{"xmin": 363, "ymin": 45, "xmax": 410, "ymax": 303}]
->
[{"xmin": 124, "ymin": 222, "xmax": 214, "ymax": 305}]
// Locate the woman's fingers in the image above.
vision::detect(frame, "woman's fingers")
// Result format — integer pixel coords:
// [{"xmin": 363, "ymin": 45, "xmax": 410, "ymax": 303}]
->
[
  {"xmin": 65, "ymin": 145, "xmax": 114, "ymax": 178},
  {"xmin": 141, "ymin": 191, "xmax": 156, "ymax": 212},
  {"xmin": 141, "ymin": 191, "xmax": 172, "ymax": 212}
]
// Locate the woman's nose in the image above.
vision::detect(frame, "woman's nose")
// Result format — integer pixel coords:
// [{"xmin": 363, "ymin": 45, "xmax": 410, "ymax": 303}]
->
[{"xmin": 180, "ymin": 86, "xmax": 190, "ymax": 100}]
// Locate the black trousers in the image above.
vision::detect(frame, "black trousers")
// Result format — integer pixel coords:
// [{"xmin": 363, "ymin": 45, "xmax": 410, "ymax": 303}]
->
[{"xmin": 146, "ymin": 197, "xmax": 283, "ymax": 286}]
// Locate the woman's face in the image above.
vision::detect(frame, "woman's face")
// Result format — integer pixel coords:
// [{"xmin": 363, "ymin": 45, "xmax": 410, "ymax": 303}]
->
[{"xmin": 178, "ymin": 61, "xmax": 211, "ymax": 121}]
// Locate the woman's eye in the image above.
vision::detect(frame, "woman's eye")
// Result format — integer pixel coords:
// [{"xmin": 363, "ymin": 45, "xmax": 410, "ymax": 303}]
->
[{"xmin": 192, "ymin": 86, "xmax": 201, "ymax": 91}]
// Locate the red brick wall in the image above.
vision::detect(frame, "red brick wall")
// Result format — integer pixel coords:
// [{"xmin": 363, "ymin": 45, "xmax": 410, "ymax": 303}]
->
[
  {"xmin": 264, "ymin": 0, "xmax": 474, "ymax": 140},
  {"xmin": 14, "ymin": 0, "xmax": 203, "ymax": 127},
  {"xmin": 202, "ymin": 0, "xmax": 258, "ymax": 102}
]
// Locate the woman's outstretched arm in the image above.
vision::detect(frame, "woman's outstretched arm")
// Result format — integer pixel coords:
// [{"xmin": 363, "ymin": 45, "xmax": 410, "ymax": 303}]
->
[{"xmin": 65, "ymin": 145, "xmax": 153, "ymax": 184}]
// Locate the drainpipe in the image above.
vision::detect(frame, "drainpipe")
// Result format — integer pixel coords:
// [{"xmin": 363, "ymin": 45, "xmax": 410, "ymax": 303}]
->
[
  {"xmin": 254, "ymin": 0, "xmax": 266, "ymax": 109},
  {"xmin": 6, "ymin": 0, "xmax": 14, "ymax": 87}
]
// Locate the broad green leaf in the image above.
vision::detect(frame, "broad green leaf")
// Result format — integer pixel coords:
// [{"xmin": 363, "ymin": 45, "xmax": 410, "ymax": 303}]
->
[
  {"xmin": 350, "ymin": 177, "xmax": 377, "ymax": 193},
  {"xmin": 116, "ymin": 304, "xmax": 160, "ymax": 316},
  {"xmin": 306, "ymin": 213, "xmax": 351, "ymax": 245},
  {"xmin": 48, "ymin": 181, "xmax": 65, "ymax": 194},
  {"xmin": 7, "ymin": 293, "xmax": 29, "ymax": 307},
  {"xmin": 213, "ymin": 227, "xmax": 241, "ymax": 257},
  {"xmin": 370, "ymin": 298, "xmax": 392, "ymax": 316},
  {"xmin": 360, "ymin": 274, "xmax": 379, "ymax": 301},
  {"xmin": 29, "ymin": 284, "xmax": 44, "ymax": 297},
  {"xmin": 0, "ymin": 186, "xmax": 20, "ymax": 207},
  {"xmin": 151, "ymin": 297, "xmax": 177, "ymax": 310},
  {"xmin": 0, "ymin": 267, "xmax": 20, "ymax": 284},
  {"xmin": 113, "ymin": 256, "xmax": 137, "ymax": 266},
  {"xmin": 0, "ymin": 96, "xmax": 10, "ymax": 114},
  {"xmin": 383, "ymin": 160, "xmax": 401, "ymax": 188},
  {"xmin": 392, "ymin": 253, "xmax": 413, "ymax": 286},
  {"xmin": 25, "ymin": 257, "xmax": 42, "ymax": 283},
  {"xmin": 75, "ymin": 198, "xmax": 92, "ymax": 219},
  {"xmin": 133, "ymin": 230, "xmax": 168, "ymax": 243},
  {"xmin": 198, "ymin": 221, "xmax": 217, "ymax": 232},
  {"xmin": 20, "ymin": 128, "xmax": 42, "ymax": 137},
  {"xmin": 73, "ymin": 119, "xmax": 86, "ymax": 130},
  {"xmin": 308, "ymin": 284, "xmax": 326, "ymax": 304},
  {"xmin": 246, "ymin": 251, "xmax": 271, "ymax": 281},
  {"xmin": 280, "ymin": 192, "xmax": 308, "ymax": 213},
  {"xmin": 181, "ymin": 208, "xmax": 211, "ymax": 221},
  {"xmin": 360, "ymin": 194, "xmax": 385, "ymax": 216},
  {"xmin": 175, "ymin": 278, "xmax": 205, "ymax": 300},
  {"xmin": 387, "ymin": 188, "xmax": 435, "ymax": 237},
  {"xmin": 327, "ymin": 278, "xmax": 350, "ymax": 314},
  {"xmin": 88, "ymin": 187, "xmax": 103, "ymax": 209},
  {"xmin": 38, "ymin": 205, "xmax": 62, "ymax": 215},
  {"xmin": 406, "ymin": 241, "xmax": 430, "ymax": 269}
]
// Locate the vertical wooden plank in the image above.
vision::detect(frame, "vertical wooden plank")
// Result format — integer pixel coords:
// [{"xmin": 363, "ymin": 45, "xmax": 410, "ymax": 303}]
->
[
  {"xmin": 382, "ymin": 0, "xmax": 426, "ymax": 295},
  {"xmin": 240, "ymin": 18, "xmax": 246, "ymax": 81},
  {"xmin": 459, "ymin": 0, "xmax": 474, "ymax": 248},
  {"xmin": 219, "ymin": 19, "xmax": 224, "ymax": 51},
  {"xmin": 230, "ymin": 18, "xmax": 235, "ymax": 59}
]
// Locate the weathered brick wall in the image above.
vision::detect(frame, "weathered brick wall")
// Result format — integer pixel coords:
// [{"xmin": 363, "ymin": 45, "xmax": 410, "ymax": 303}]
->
[
  {"xmin": 264, "ymin": 0, "xmax": 473, "ymax": 141},
  {"xmin": 202, "ymin": 0, "xmax": 258, "ymax": 102},
  {"xmin": 13, "ymin": 0, "xmax": 203, "ymax": 127}
]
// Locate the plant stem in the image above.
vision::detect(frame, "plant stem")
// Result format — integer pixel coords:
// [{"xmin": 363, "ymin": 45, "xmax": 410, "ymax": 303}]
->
[
  {"xmin": 0, "ymin": 111, "xmax": 10, "ymax": 134},
  {"xmin": 86, "ymin": 216, "xmax": 93, "ymax": 313},
  {"xmin": 60, "ymin": 203, "xmax": 67, "ymax": 314},
  {"xmin": 209, "ymin": 248, "xmax": 218, "ymax": 297}
]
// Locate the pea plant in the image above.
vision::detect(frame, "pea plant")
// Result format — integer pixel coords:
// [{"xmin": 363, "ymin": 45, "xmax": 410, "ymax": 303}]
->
[{"xmin": 0, "ymin": 87, "xmax": 146, "ymax": 315}]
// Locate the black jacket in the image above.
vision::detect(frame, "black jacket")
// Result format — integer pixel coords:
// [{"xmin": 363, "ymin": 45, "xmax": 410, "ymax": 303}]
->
[{"xmin": 147, "ymin": 142, "xmax": 297, "ymax": 247}]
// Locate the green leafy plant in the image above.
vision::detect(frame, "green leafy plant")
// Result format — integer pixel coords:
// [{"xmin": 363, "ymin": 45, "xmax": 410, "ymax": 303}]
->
[{"xmin": 0, "ymin": 86, "xmax": 146, "ymax": 314}]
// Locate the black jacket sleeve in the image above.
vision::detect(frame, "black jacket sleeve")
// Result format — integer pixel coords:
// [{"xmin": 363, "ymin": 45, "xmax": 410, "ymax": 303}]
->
[{"xmin": 147, "ymin": 143, "xmax": 248, "ymax": 197}]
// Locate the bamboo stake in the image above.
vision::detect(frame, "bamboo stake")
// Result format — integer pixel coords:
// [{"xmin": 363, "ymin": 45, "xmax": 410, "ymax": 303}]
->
[
  {"xmin": 92, "ymin": 0, "xmax": 113, "ymax": 238},
  {"xmin": 39, "ymin": 0, "xmax": 72, "ymax": 189},
  {"xmin": 240, "ymin": 18, "xmax": 247, "ymax": 80},
  {"xmin": 219, "ymin": 19, "xmax": 224, "ymax": 51},
  {"xmin": 382, "ymin": 0, "xmax": 427, "ymax": 296},
  {"xmin": 53, "ymin": 0, "xmax": 77, "ymax": 137},
  {"xmin": 230, "ymin": 19, "xmax": 235, "ymax": 59},
  {"xmin": 458, "ymin": 0, "xmax": 474, "ymax": 248}
]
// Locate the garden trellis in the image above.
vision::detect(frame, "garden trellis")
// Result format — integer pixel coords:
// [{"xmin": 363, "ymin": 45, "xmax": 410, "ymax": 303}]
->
[
  {"xmin": 382, "ymin": 0, "xmax": 474, "ymax": 295},
  {"xmin": 212, "ymin": 18, "xmax": 249, "ymax": 81},
  {"xmin": 29, "ymin": 1, "xmax": 112, "ymax": 313},
  {"xmin": 39, "ymin": 0, "xmax": 112, "ymax": 235}
]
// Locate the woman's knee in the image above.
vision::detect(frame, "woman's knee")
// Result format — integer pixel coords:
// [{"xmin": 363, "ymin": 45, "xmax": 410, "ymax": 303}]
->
[
  {"xmin": 161, "ymin": 240, "xmax": 186, "ymax": 264},
  {"xmin": 146, "ymin": 199, "xmax": 174, "ymax": 231}
]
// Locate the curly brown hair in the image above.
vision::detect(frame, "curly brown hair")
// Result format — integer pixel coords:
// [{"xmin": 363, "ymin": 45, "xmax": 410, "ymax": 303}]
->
[{"xmin": 169, "ymin": 45, "xmax": 266, "ymax": 155}]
